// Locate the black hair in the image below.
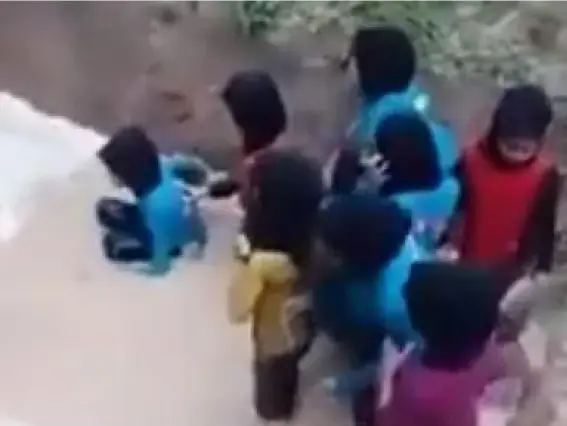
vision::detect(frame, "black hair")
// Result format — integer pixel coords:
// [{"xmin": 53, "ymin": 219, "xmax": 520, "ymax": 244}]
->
[
  {"xmin": 376, "ymin": 112, "xmax": 441, "ymax": 196},
  {"xmin": 320, "ymin": 194, "xmax": 411, "ymax": 278},
  {"xmin": 221, "ymin": 70, "xmax": 288, "ymax": 155},
  {"xmin": 485, "ymin": 84, "xmax": 553, "ymax": 163},
  {"xmin": 405, "ymin": 262, "xmax": 500, "ymax": 369},
  {"xmin": 352, "ymin": 26, "xmax": 416, "ymax": 101},
  {"xmin": 243, "ymin": 150, "xmax": 323, "ymax": 267},
  {"xmin": 98, "ymin": 126, "xmax": 161, "ymax": 198}
]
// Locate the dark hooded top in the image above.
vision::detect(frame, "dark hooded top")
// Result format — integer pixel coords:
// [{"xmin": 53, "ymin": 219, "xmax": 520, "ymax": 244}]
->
[{"xmin": 209, "ymin": 70, "xmax": 288, "ymax": 200}]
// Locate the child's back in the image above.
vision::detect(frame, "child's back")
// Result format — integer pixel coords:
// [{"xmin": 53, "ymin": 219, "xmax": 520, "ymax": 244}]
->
[
  {"xmin": 382, "ymin": 343, "xmax": 504, "ymax": 426},
  {"xmin": 380, "ymin": 262, "xmax": 506, "ymax": 426}
]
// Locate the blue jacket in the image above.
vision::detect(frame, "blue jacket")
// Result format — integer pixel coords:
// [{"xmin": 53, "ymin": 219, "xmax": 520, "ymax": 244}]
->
[
  {"xmin": 313, "ymin": 234, "xmax": 422, "ymax": 347},
  {"xmin": 138, "ymin": 156, "xmax": 207, "ymax": 275},
  {"xmin": 313, "ymin": 234, "xmax": 423, "ymax": 396},
  {"xmin": 389, "ymin": 176, "xmax": 460, "ymax": 254},
  {"xmin": 350, "ymin": 82, "xmax": 458, "ymax": 174}
]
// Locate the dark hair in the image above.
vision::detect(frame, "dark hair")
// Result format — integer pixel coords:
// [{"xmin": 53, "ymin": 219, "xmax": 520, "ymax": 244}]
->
[
  {"xmin": 320, "ymin": 194, "xmax": 411, "ymax": 278},
  {"xmin": 221, "ymin": 70, "xmax": 287, "ymax": 155},
  {"xmin": 352, "ymin": 26, "xmax": 416, "ymax": 100},
  {"xmin": 405, "ymin": 262, "xmax": 500, "ymax": 368},
  {"xmin": 376, "ymin": 112, "xmax": 441, "ymax": 196},
  {"xmin": 486, "ymin": 84, "xmax": 553, "ymax": 161},
  {"xmin": 243, "ymin": 150, "xmax": 323, "ymax": 266},
  {"xmin": 98, "ymin": 126, "xmax": 161, "ymax": 197}
]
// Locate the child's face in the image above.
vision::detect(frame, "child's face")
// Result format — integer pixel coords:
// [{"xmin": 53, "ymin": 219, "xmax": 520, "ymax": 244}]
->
[{"xmin": 497, "ymin": 137, "xmax": 539, "ymax": 164}]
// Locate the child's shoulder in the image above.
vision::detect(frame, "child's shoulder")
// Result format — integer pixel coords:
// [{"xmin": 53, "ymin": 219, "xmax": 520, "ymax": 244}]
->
[{"xmin": 248, "ymin": 251, "xmax": 299, "ymax": 283}]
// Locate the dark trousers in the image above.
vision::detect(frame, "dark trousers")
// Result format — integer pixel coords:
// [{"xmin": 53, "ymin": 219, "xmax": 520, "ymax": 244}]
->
[
  {"xmin": 96, "ymin": 197, "xmax": 183, "ymax": 262},
  {"xmin": 253, "ymin": 353, "xmax": 300, "ymax": 421},
  {"xmin": 312, "ymin": 280, "xmax": 382, "ymax": 426}
]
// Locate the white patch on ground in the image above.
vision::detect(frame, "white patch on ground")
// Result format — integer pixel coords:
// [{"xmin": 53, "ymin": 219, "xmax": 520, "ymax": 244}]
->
[{"xmin": 0, "ymin": 92, "xmax": 106, "ymax": 242}]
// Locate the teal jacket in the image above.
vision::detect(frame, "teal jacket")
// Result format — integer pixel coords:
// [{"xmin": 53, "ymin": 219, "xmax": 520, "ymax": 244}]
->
[
  {"xmin": 389, "ymin": 176, "xmax": 460, "ymax": 254},
  {"xmin": 350, "ymin": 83, "xmax": 458, "ymax": 174}
]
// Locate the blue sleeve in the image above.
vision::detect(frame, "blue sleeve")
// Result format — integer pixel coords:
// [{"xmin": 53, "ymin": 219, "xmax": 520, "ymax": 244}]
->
[{"xmin": 144, "ymin": 209, "xmax": 171, "ymax": 276}]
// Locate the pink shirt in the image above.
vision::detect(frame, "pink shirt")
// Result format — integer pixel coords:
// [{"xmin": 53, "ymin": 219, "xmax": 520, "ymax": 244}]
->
[{"xmin": 379, "ymin": 343, "xmax": 505, "ymax": 426}]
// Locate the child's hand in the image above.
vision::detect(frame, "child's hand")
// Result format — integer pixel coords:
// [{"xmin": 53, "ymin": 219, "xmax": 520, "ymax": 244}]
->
[{"xmin": 506, "ymin": 392, "xmax": 556, "ymax": 426}]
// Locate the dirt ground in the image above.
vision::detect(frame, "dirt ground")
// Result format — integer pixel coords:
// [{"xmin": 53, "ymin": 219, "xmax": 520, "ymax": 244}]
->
[
  {"xmin": 0, "ymin": 1, "xmax": 500, "ymax": 167},
  {"xmin": 0, "ymin": 3, "xmax": 563, "ymax": 426}
]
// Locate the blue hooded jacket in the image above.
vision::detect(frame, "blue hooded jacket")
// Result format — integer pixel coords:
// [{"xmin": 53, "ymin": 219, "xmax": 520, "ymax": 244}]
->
[
  {"xmin": 390, "ymin": 176, "xmax": 460, "ymax": 255},
  {"xmin": 138, "ymin": 155, "xmax": 207, "ymax": 275},
  {"xmin": 313, "ymin": 233, "xmax": 422, "ymax": 347},
  {"xmin": 349, "ymin": 83, "xmax": 458, "ymax": 174}
]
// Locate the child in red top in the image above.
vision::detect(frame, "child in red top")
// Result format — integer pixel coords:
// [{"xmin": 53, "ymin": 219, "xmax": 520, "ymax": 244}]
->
[
  {"xmin": 208, "ymin": 70, "xmax": 288, "ymax": 207},
  {"xmin": 450, "ymin": 85, "xmax": 559, "ymax": 292},
  {"xmin": 379, "ymin": 262, "xmax": 544, "ymax": 426}
]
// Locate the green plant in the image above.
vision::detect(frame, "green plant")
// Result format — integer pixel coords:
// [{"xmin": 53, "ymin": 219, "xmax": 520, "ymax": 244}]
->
[{"xmin": 231, "ymin": 1, "xmax": 552, "ymax": 85}]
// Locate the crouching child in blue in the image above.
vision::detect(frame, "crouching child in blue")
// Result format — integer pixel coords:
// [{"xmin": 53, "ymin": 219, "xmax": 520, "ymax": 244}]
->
[{"xmin": 97, "ymin": 126, "xmax": 207, "ymax": 276}]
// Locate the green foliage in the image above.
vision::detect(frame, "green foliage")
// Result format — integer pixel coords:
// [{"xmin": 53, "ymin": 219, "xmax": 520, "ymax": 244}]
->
[{"xmin": 231, "ymin": 1, "xmax": 549, "ymax": 85}]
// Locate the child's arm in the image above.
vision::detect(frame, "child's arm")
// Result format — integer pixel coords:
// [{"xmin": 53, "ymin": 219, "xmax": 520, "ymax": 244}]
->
[
  {"xmin": 228, "ymin": 256, "xmax": 265, "ymax": 323},
  {"xmin": 438, "ymin": 158, "xmax": 468, "ymax": 248},
  {"xmin": 143, "ymin": 214, "xmax": 172, "ymax": 276},
  {"xmin": 518, "ymin": 167, "xmax": 560, "ymax": 275}
]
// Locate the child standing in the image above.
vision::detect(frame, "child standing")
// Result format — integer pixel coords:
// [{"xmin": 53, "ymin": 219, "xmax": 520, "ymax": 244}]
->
[
  {"xmin": 228, "ymin": 151, "xmax": 323, "ymax": 422},
  {"xmin": 97, "ymin": 126, "xmax": 207, "ymax": 275},
  {"xmin": 345, "ymin": 26, "xmax": 457, "ymax": 173},
  {"xmin": 380, "ymin": 262, "xmax": 548, "ymax": 426},
  {"xmin": 450, "ymin": 85, "xmax": 559, "ymax": 298},
  {"xmin": 208, "ymin": 70, "xmax": 288, "ymax": 207},
  {"xmin": 330, "ymin": 112, "xmax": 460, "ymax": 255},
  {"xmin": 313, "ymin": 194, "xmax": 422, "ymax": 426}
]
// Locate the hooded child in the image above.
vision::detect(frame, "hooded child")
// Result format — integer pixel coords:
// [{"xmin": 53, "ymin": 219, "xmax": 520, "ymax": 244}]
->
[
  {"xmin": 97, "ymin": 126, "xmax": 207, "ymax": 276},
  {"xmin": 330, "ymin": 112, "xmax": 460, "ymax": 254},
  {"xmin": 380, "ymin": 261, "xmax": 548, "ymax": 426},
  {"xmin": 449, "ymin": 85, "xmax": 559, "ymax": 319},
  {"xmin": 344, "ymin": 26, "xmax": 458, "ymax": 173},
  {"xmin": 227, "ymin": 151, "xmax": 324, "ymax": 422},
  {"xmin": 207, "ymin": 70, "xmax": 288, "ymax": 208},
  {"xmin": 376, "ymin": 113, "xmax": 460, "ymax": 254},
  {"xmin": 313, "ymin": 194, "xmax": 422, "ymax": 426}
]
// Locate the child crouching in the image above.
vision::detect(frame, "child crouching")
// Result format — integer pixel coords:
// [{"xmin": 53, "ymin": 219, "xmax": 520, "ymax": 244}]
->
[
  {"xmin": 97, "ymin": 126, "xmax": 207, "ymax": 276},
  {"xmin": 227, "ymin": 151, "xmax": 324, "ymax": 422}
]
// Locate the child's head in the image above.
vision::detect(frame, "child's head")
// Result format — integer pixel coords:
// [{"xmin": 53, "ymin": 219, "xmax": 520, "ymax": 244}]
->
[
  {"xmin": 375, "ymin": 112, "xmax": 441, "ymax": 195},
  {"xmin": 243, "ymin": 150, "xmax": 323, "ymax": 266},
  {"xmin": 405, "ymin": 262, "xmax": 500, "ymax": 367},
  {"xmin": 351, "ymin": 26, "xmax": 416, "ymax": 101},
  {"xmin": 319, "ymin": 194, "xmax": 411, "ymax": 277},
  {"xmin": 221, "ymin": 70, "xmax": 287, "ymax": 155},
  {"xmin": 487, "ymin": 84, "xmax": 553, "ymax": 165},
  {"xmin": 98, "ymin": 126, "xmax": 161, "ymax": 197}
]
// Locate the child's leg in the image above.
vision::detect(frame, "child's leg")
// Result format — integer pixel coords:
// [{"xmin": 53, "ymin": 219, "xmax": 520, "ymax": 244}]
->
[
  {"xmin": 253, "ymin": 354, "xmax": 300, "ymax": 422},
  {"xmin": 187, "ymin": 202, "xmax": 208, "ymax": 250},
  {"xmin": 103, "ymin": 232, "xmax": 182, "ymax": 263},
  {"xmin": 96, "ymin": 197, "xmax": 143, "ymax": 234}
]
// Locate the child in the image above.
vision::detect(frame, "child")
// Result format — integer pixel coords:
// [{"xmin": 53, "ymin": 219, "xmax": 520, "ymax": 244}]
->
[
  {"xmin": 228, "ymin": 151, "xmax": 323, "ymax": 422},
  {"xmin": 377, "ymin": 113, "xmax": 460, "ymax": 253},
  {"xmin": 450, "ymin": 85, "xmax": 559, "ymax": 298},
  {"xmin": 380, "ymin": 261, "xmax": 548, "ymax": 426},
  {"xmin": 208, "ymin": 70, "xmax": 288, "ymax": 207},
  {"xmin": 345, "ymin": 26, "xmax": 457, "ymax": 173},
  {"xmin": 331, "ymin": 112, "xmax": 460, "ymax": 254},
  {"xmin": 97, "ymin": 126, "xmax": 207, "ymax": 276},
  {"xmin": 313, "ymin": 194, "xmax": 422, "ymax": 426}
]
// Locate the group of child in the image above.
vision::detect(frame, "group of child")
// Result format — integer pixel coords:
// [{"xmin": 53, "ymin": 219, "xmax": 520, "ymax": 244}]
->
[{"xmin": 96, "ymin": 24, "xmax": 560, "ymax": 426}]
